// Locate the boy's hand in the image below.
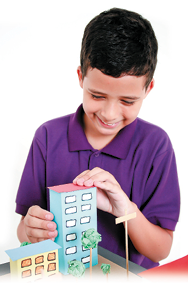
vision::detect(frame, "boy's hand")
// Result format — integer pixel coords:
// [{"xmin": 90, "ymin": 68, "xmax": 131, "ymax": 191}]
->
[
  {"xmin": 23, "ymin": 206, "xmax": 58, "ymax": 243},
  {"xmin": 73, "ymin": 167, "xmax": 136, "ymax": 218}
]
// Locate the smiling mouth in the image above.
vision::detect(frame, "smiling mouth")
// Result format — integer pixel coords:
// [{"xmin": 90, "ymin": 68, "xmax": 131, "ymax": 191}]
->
[
  {"xmin": 101, "ymin": 119, "xmax": 116, "ymax": 126},
  {"xmin": 97, "ymin": 116, "xmax": 119, "ymax": 128}
]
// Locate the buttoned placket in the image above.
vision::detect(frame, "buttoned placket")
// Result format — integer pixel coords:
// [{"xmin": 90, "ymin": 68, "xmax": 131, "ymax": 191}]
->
[{"xmin": 88, "ymin": 151, "xmax": 102, "ymax": 170}]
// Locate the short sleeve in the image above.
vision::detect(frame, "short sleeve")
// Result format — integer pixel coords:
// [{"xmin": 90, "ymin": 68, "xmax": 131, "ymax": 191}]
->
[
  {"xmin": 141, "ymin": 147, "xmax": 180, "ymax": 231},
  {"xmin": 15, "ymin": 126, "xmax": 47, "ymax": 216}
]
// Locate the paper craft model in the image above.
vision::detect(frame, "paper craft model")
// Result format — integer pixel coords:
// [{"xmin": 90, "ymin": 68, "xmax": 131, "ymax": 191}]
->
[
  {"xmin": 48, "ymin": 183, "xmax": 98, "ymax": 275},
  {"xmin": 5, "ymin": 239, "xmax": 61, "ymax": 280}
]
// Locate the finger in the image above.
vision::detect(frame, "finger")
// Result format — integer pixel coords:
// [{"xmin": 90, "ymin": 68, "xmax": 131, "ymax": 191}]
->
[
  {"xmin": 28, "ymin": 237, "xmax": 55, "ymax": 244},
  {"xmin": 73, "ymin": 167, "xmax": 104, "ymax": 183},
  {"xmin": 26, "ymin": 226, "xmax": 58, "ymax": 240},
  {"xmin": 93, "ymin": 180, "xmax": 120, "ymax": 193},
  {"xmin": 28, "ymin": 205, "xmax": 54, "ymax": 221},
  {"xmin": 74, "ymin": 167, "xmax": 105, "ymax": 186},
  {"xmin": 73, "ymin": 170, "xmax": 91, "ymax": 184},
  {"xmin": 28, "ymin": 237, "xmax": 45, "ymax": 244},
  {"xmin": 83, "ymin": 170, "xmax": 119, "ymax": 187},
  {"xmin": 24, "ymin": 215, "xmax": 57, "ymax": 232},
  {"xmin": 37, "ymin": 238, "xmax": 55, "ymax": 242}
]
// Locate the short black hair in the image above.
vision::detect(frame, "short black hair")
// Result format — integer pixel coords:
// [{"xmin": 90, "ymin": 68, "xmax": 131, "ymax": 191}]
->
[{"xmin": 80, "ymin": 8, "xmax": 158, "ymax": 89}]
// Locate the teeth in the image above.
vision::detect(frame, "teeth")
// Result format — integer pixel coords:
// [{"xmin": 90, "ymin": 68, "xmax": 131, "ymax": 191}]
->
[{"xmin": 102, "ymin": 120, "xmax": 115, "ymax": 126}]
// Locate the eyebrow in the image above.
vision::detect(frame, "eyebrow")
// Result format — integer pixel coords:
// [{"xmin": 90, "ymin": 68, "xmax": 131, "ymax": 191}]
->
[{"xmin": 88, "ymin": 88, "xmax": 140, "ymax": 100}]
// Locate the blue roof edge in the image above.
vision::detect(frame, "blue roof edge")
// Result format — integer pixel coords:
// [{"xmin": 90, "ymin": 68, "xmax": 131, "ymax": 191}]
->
[{"xmin": 5, "ymin": 239, "xmax": 61, "ymax": 262}]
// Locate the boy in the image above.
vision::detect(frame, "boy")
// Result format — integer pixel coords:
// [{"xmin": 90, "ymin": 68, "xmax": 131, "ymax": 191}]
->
[{"xmin": 16, "ymin": 8, "xmax": 180, "ymax": 269}]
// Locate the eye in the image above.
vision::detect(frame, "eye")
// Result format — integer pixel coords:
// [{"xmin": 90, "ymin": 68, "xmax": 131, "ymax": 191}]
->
[
  {"xmin": 91, "ymin": 94, "xmax": 105, "ymax": 100},
  {"xmin": 121, "ymin": 100, "xmax": 135, "ymax": 106}
]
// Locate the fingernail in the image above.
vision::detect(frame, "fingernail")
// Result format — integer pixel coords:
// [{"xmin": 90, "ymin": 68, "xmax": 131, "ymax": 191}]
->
[
  {"xmin": 84, "ymin": 179, "xmax": 93, "ymax": 186},
  {"xmin": 77, "ymin": 178, "xmax": 84, "ymax": 185},
  {"xmin": 47, "ymin": 222, "xmax": 54, "ymax": 229},
  {"xmin": 45, "ymin": 214, "xmax": 53, "ymax": 220},
  {"xmin": 48, "ymin": 231, "xmax": 57, "ymax": 237}
]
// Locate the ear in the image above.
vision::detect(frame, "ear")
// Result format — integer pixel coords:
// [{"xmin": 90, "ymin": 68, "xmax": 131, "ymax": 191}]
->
[
  {"xmin": 145, "ymin": 79, "xmax": 155, "ymax": 97},
  {"xmin": 77, "ymin": 66, "xmax": 83, "ymax": 89}
]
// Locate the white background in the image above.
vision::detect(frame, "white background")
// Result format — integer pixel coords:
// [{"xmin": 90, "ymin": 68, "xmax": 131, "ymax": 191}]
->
[{"xmin": 0, "ymin": 0, "xmax": 187, "ymax": 268}]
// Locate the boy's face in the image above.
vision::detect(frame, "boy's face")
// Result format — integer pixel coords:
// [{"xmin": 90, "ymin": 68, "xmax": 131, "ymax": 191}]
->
[{"xmin": 77, "ymin": 67, "xmax": 153, "ymax": 147}]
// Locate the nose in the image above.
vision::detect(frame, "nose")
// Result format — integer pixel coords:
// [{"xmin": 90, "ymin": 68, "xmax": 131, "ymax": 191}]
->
[{"xmin": 100, "ymin": 100, "xmax": 119, "ymax": 122}]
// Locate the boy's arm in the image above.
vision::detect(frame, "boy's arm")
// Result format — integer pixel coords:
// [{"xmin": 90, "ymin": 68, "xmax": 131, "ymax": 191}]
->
[
  {"xmin": 73, "ymin": 167, "xmax": 173, "ymax": 263},
  {"xmin": 17, "ymin": 206, "xmax": 58, "ymax": 244},
  {"xmin": 127, "ymin": 206, "xmax": 173, "ymax": 262}
]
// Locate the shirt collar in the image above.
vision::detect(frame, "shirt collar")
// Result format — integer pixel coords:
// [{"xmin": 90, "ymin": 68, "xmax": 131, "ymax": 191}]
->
[{"xmin": 68, "ymin": 104, "xmax": 137, "ymax": 159}]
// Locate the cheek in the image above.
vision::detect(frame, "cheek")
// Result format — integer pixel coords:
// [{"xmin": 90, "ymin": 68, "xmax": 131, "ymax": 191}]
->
[
  {"xmin": 131, "ymin": 102, "xmax": 143, "ymax": 115},
  {"xmin": 83, "ymin": 96, "xmax": 100, "ymax": 115},
  {"xmin": 82, "ymin": 99, "xmax": 96, "ymax": 117},
  {"xmin": 136, "ymin": 103, "xmax": 143, "ymax": 115},
  {"xmin": 122, "ymin": 104, "xmax": 142, "ymax": 119}
]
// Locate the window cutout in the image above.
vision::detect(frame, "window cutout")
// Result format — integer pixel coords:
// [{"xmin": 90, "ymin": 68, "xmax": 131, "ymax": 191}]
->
[
  {"xmin": 65, "ymin": 206, "xmax": 77, "ymax": 215},
  {"xmin": 47, "ymin": 263, "xmax": 56, "ymax": 272},
  {"xmin": 66, "ymin": 233, "xmax": 77, "ymax": 241},
  {"xmin": 80, "ymin": 216, "xmax": 90, "ymax": 224},
  {"xmin": 82, "ymin": 193, "xmax": 92, "ymax": 201},
  {"xmin": 66, "ymin": 219, "xmax": 76, "ymax": 227},
  {"xmin": 65, "ymin": 195, "xmax": 76, "ymax": 204},
  {"xmin": 82, "ymin": 256, "xmax": 90, "ymax": 264},
  {"xmin": 82, "ymin": 245, "xmax": 88, "ymax": 251},
  {"xmin": 65, "ymin": 246, "xmax": 77, "ymax": 255},
  {"xmin": 35, "ymin": 265, "xmax": 44, "ymax": 275},
  {"xmin": 21, "ymin": 258, "xmax": 32, "ymax": 268},
  {"xmin": 81, "ymin": 204, "xmax": 91, "ymax": 211},
  {"xmin": 35, "ymin": 256, "xmax": 44, "ymax": 265},
  {"xmin": 22, "ymin": 269, "xmax": 32, "ymax": 278},
  {"xmin": 48, "ymin": 252, "xmax": 56, "ymax": 261}
]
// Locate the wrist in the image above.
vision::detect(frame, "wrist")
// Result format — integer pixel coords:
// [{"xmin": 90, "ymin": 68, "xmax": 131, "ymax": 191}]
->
[
  {"xmin": 127, "ymin": 201, "xmax": 138, "ymax": 215},
  {"xmin": 115, "ymin": 200, "xmax": 138, "ymax": 218}
]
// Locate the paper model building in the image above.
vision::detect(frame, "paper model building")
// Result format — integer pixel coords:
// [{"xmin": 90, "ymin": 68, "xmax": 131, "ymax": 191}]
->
[
  {"xmin": 48, "ymin": 183, "xmax": 98, "ymax": 275},
  {"xmin": 5, "ymin": 239, "xmax": 61, "ymax": 280}
]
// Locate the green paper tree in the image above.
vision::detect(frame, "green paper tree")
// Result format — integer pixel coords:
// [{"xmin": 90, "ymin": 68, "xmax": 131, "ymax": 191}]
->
[
  {"xmin": 81, "ymin": 228, "xmax": 102, "ymax": 276},
  {"xmin": 101, "ymin": 263, "xmax": 111, "ymax": 280},
  {"xmin": 68, "ymin": 260, "xmax": 86, "ymax": 278},
  {"xmin": 20, "ymin": 242, "xmax": 32, "ymax": 247}
]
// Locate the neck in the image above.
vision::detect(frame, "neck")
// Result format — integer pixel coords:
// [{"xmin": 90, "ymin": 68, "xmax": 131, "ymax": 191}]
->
[
  {"xmin": 85, "ymin": 132, "xmax": 116, "ymax": 150},
  {"xmin": 83, "ymin": 114, "xmax": 116, "ymax": 150}
]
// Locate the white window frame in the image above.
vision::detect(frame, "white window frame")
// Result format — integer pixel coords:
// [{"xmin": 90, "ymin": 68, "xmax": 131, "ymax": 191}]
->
[
  {"xmin": 66, "ymin": 233, "xmax": 77, "ymax": 241},
  {"xmin": 80, "ymin": 216, "xmax": 91, "ymax": 224},
  {"xmin": 82, "ymin": 256, "xmax": 90, "ymax": 264},
  {"xmin": 65, "ymin": 246, "xmax": 77, "ymax": 255},
  {"xmin": 66, "ymin": 219, "xmax": 76, "ymax": 227},
  {"xmin": 65, "ymin": 206, "xmax": 77, "ymax": 215},
  {"xmin": 82, "ymin": 193, "xmax": 92, "ymax": 201},
  {"xmin": 81, "ymin": 204, "xmax": 91, "ymax": 211},
  {"xmin": 65, "ymin": 195, "xmax": 76, "ymax": 204}
]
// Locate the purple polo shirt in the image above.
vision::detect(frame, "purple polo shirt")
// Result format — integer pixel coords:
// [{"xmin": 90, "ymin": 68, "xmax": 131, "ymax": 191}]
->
[{"xmin": 16, "ymin": 104, "xmax": 180, "ymax": 269}]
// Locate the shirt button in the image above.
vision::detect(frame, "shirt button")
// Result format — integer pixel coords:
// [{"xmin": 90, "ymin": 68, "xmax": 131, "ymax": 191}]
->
[{"xmin": 94, "ymin": 153, "xmax": 99, "ymax": 157}]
